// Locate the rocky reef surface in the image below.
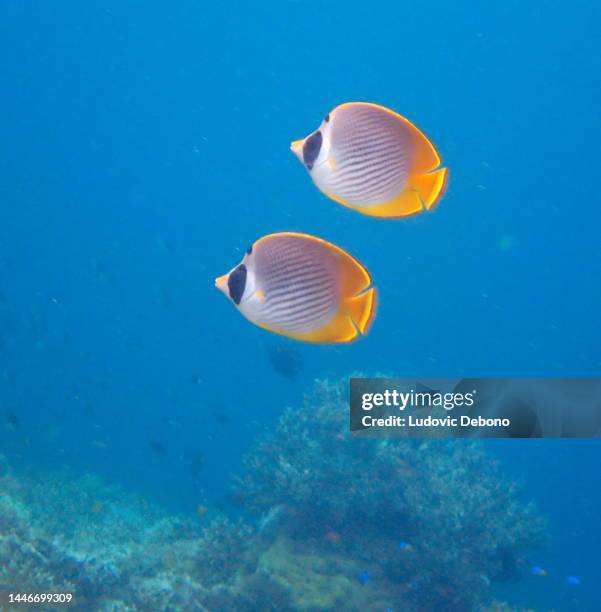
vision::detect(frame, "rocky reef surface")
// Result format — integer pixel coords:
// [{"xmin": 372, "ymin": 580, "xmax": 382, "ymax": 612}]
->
[{"xmin": 0, "ymin": 378, "xmax": 545, "ymax": 611}]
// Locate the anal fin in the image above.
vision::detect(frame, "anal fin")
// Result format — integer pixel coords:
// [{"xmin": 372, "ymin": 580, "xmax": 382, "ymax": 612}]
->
[{"xmin": 350, "ymin": 190, "xmax": 424, "ymax": 218}]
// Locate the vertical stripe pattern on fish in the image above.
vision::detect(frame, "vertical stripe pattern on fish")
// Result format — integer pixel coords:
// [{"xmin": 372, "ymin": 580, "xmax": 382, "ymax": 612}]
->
[
  {"xmin": 215, "ymin": 232, "xmax": 376, "ymax": 343},
  {"xmin": 291, "ymin": 102, "xmax": 448, "ymax": 218}
]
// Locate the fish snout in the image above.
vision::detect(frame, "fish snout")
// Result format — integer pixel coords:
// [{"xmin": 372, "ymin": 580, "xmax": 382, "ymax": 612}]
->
[
  {"xmin": 215, "ymin": 274, "xmax": 229, "ymax": 294},
  {"xmin": 290, "ymin": 139, "xmax": 304, "ymax": 161}
]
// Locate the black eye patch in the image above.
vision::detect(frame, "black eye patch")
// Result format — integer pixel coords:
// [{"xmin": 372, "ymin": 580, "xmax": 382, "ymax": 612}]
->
[
  {"xmin": 303, "ymin": 130, "xmax": 322, "ymax": 171},
  {"xmin": 228, "ymin": 264, "xmax": 247, "ymax": 305}
]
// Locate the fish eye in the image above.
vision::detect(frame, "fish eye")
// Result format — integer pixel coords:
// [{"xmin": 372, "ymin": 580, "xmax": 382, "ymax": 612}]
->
[
  {"xmin": 246, "ymin": 244, "xmax": 253, "ymax": 255},
  {"xmin": 228, "ymin": 264, "xmax": 247, "ymax": 305},
  {"xmin": 303, "ymin": 130, "xmax": 323, "ymax": 170},
  {"xmin": 324, "ymin": 113, "xmax": 330, "ymax": 123}
]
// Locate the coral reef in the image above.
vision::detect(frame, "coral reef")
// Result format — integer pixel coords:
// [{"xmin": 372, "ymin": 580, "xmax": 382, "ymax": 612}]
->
[
  {"xmin": 0, "ymin": 377, "xmax": 546, "ymax": 611},
  {"xmin": 233, "ymin": 378, "xmax": 547, "ymax": 611}
]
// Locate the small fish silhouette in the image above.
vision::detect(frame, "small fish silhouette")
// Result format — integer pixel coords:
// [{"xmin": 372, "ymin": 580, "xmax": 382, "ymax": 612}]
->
[
  {"xmin": 6, "ymin": 410, "xmax": 20, "ymax": 431},
  {"xmin": 149, "ymin": 440, "xmax": 167, "ymax": 455},
  {"xmin": 267, "ymin": 345, "xmax": 303, "ymax": 380}
]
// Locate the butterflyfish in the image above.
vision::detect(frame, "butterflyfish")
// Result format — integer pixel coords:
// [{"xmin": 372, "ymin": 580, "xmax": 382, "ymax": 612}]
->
[
  {"xmin": 291, "ymin": 102, "xmax": 448, "ymax": 218},
  {"xmin": 215, "ymin": 232, "xmax": 376, "ymax": 343}
]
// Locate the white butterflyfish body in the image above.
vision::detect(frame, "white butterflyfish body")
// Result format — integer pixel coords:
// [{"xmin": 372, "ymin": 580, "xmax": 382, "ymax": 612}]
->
[
  {"xmin": 215, "ymin": 232, "xmax": 377, "ymax": 343},
  {"xmin": 291, "ymin": 102, "xmax": 448, "ymax": 218}
]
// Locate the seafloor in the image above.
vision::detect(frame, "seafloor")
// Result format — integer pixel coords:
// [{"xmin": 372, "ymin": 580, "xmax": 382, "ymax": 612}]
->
[{"xmin": 0, "ymin": 379, "xmax": 544, "ymax": 611}]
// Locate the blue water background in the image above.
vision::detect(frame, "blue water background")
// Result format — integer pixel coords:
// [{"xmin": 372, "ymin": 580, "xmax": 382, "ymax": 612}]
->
[{"xmin": 1, "ymin": 1, "xmax": 600, "ymax": 609}]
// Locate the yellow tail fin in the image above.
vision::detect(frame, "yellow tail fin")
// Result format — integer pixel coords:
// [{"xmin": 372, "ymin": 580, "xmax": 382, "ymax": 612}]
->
[
  {"xmin": 408, "ymin": 167, "xmax": 449, "ymax": 210},
  {"xmin": 345, "ymin": 287, "xmax": 377, "ymax": 335}
]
